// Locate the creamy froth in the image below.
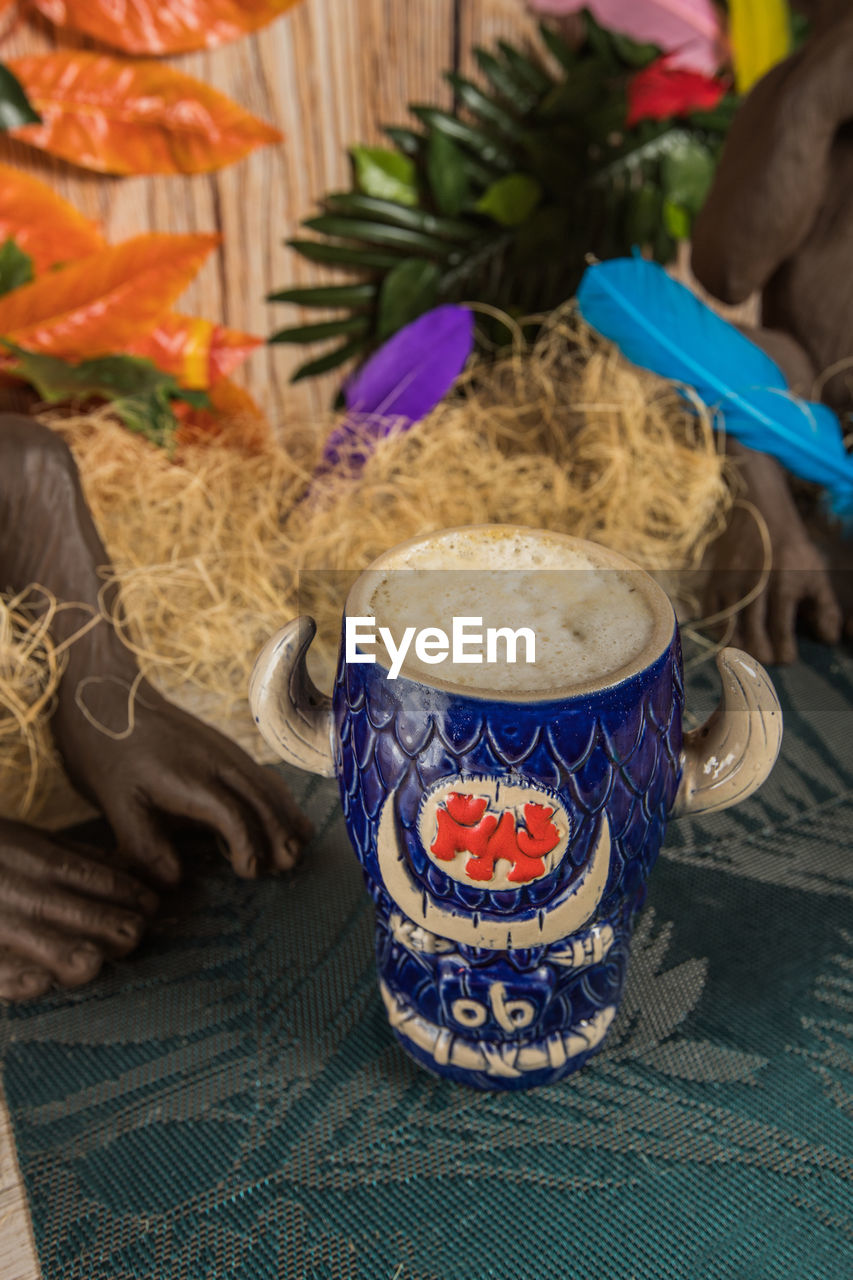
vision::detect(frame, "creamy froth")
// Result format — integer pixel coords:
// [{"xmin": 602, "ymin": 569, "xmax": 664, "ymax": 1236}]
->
[{"xmin": 358, "ymin": 528, "xmax": 666, "ymax": 693}]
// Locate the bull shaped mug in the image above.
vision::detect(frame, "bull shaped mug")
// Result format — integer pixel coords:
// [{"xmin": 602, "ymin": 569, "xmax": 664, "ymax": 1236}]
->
[{"xmin": 249, "ymin": 527, "xmax": 782, "ymax": 1090}]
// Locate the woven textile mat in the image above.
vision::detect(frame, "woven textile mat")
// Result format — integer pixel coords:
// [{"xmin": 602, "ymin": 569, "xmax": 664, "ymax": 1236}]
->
[{"xmin": 1, "ymin": 641, "xmax": 852, "ymax": 1280}]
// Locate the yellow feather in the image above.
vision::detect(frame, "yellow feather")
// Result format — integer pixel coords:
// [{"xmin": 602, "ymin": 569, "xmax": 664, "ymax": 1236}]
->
[{"xmin": 729, "ymin": 0, "xmax": 792, "ymax": 94}]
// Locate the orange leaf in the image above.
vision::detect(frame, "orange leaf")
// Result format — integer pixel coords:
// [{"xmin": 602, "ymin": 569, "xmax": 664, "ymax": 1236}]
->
[
  {"xmin": 0, "ymin": 163, "xmax": 104, "ymax": 272},
  {"xmin": 29, "ymin": 0, "xmax": 303, "ymax": 55},
  {"xmin": 175, "ymin": 378, "xmax": 271, "ymax": 451},
  {"xmin": 126, "ymin": 313, "xmax": 263, "ymax": 390},
  {"xmin": 0, "ymin": 232, "xmax": 219, "ymax": 359},
  {"xmin": 7, "ymin": 53, "xmax": 282, "ymax": 175}
]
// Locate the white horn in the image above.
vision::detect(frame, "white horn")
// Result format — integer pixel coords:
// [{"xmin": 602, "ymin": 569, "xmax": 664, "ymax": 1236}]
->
[
  {"xmin": 674, "ymin": 647, "xmax": 782, "ymax": 817},
  {"xmin": 249, "ymin": 617, "xmax": 336, "ymax": 778}
]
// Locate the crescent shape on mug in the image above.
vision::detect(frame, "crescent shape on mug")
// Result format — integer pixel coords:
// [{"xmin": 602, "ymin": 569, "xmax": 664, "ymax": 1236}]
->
[
  {"xmin": 674, "ymin": 646, "xmax": 783, "ymax": 818},
  {"xmin": 248, "ymin": 616, "xmax": 336, "ymax": 778},
  {"xmin": 377, "ymin": 802, "xmax": 612, "ymax": 950}
]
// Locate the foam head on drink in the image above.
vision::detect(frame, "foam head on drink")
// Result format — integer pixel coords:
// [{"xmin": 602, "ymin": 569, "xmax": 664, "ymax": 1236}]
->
[{"xmin": 347, "ymin": 527, "xmax": 674, "ymax": 695}]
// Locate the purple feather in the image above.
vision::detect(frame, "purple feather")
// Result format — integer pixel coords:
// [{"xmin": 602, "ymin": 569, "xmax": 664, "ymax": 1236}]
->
[{"xmin": 322, "ymin": 305, "xmax": 474, "ymax": 469}]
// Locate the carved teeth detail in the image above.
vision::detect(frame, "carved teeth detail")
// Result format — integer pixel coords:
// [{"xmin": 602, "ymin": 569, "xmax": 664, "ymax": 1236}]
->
[
  {"xmin": 433, "ymin": 1028, "xmax": 453, "ymax": 1067},
  {"xmin": 388, "ymin": 909, "xmax": 614, "ymax": 969},
  {"xmin": 480, "ymin": 1042, "xmax": 523, "ymax": 1079},
  {"xmin": 548, "ymin": 922, "xmax": 615, "ymax": 969},
  {"xmin": 380, "ymin": 980, "xmax": 615, "ymax": 1078},
  {"xmin": 546, "ymin": 1032, "xmax": 568, "ymax": 1070},
  {"xmin": 389, "ymin": 911, "xmax": 456, "ymax": 954}
]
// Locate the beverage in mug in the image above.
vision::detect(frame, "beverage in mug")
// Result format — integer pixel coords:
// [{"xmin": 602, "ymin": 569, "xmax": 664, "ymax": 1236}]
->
[
  {"xmin": 250, "ymin": 526, "xmax": 782, "ymax": 1090},
  {"xmin": 361, "ymin": 526, "xmax": 660, "ymax": 689}
]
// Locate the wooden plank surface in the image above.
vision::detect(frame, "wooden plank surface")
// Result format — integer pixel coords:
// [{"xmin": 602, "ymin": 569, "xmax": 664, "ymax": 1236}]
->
[
  {"xmin": 0, "ymin": 0, "xmax": 472, "ymax": 423},
  {"xmin": 458, "ymin": 0, "xmax": 541, "ymax": 73}
]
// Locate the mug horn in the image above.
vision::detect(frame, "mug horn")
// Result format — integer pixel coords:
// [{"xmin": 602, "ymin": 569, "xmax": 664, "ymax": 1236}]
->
[
  {"xmin": 674, "ymin": 647, "xmax": 782, "ymax": 817},
  {"xmin": 249, "ymin": 617, "xmax": 335, "ymax": 777}
]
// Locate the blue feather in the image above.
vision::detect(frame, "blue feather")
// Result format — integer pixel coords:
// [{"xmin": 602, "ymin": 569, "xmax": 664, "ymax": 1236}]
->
[{"xmin": 576, "ymin": 256, "xmax": 853, "ymax": 521}]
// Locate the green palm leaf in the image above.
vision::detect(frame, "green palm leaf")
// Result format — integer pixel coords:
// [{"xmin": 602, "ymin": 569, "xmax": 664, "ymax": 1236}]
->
[
  {"xmin": 474, "ymin": 47, "xmax": 540, "ymax": 110},
  {"xmin": 270, "ymin": 316, "xmax": 369, "ymax": 345},
  {"xmin": 408, "ymin": 107, "xmax": 517, "ymax": 172},
  {"xmin": 266, "ymin": 282, "xmax": 376, "ymax": 307},
  {"xmin": 382, "ymin": 126, "xmax": 422, "ymax": 155},
  {"xmin": 444, "ymin": 73, "xmax": 521, "ymax": 137},
  {"xmin": 497, "ymin": 40, "xmax": 552, "ymax": 93},
  {"xmin": 290, "ymin": 337, "xmax": 368, "ymax": 383},
  {"xmin": 302, "ymin": 215, "xmax": 460, "ymax": 259},
  {"xmin": 286, "ymin": 240, "xmax": 401, "ymax": 270},
  {"xmin": 323, "ymin": 193, "xmax": 478, "ymax": 240},
  {"xmin": 269, "ymin": 22, "xmax": 737, "ymax": 389}
]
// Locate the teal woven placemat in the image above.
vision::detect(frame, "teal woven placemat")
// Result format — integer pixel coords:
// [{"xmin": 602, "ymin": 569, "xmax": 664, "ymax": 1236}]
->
[{"xmin": 1, "ymin": 642, "xmax": 852, "ymax": 1280}]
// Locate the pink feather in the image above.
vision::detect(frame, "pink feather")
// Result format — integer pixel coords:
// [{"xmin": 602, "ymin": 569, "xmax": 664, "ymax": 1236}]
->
[{"xmin": 528, "ymin": 0, "xmax": 725, "ymax": 75}]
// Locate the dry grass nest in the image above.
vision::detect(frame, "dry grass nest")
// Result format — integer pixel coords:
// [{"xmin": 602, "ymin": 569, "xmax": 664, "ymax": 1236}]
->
[{"xmin": 0, "ymin": 306, "xmax": 733, "ymax": 822}]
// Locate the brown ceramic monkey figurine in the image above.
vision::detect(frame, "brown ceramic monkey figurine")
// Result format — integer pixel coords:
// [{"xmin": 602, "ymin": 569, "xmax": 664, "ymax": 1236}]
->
[
  {"xmin": 0, "ymin": 414, "xmax": 312, "ymax": 1001},
  {"xmin": 691, "ymin": 0, "xmax": 853, "ymax": 663}
]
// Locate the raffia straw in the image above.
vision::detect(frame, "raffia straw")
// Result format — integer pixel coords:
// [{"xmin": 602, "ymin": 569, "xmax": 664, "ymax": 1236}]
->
[
  {"xmin": 4, "ymin": 307, "xmax": 737, "ymax": 821},
  {"xmin": 680, "ymin": 497, "xmax": 774, "ymax": 710},
  {"xmin": 812, "ymin": 355, "xmax": 853, "ymax": 425},
  {"xmin": 74, "ymin": 669, "xmax": 146, "ymax": 740},
  {"xmin": 0, "ymin": 587, "xmax": 100, "ymax": 819}
]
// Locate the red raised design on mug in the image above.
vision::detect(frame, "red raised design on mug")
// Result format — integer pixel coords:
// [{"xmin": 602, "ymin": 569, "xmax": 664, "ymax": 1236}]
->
[{"xmin": 430, "ymin": 792, "xmax": 560, "ymax": 884}]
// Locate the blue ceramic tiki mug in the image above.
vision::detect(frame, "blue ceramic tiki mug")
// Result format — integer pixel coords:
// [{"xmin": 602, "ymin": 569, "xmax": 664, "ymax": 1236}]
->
[{"xmin": 249, "ymin": 527, "xmax": 782, "ymax": 1090}]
